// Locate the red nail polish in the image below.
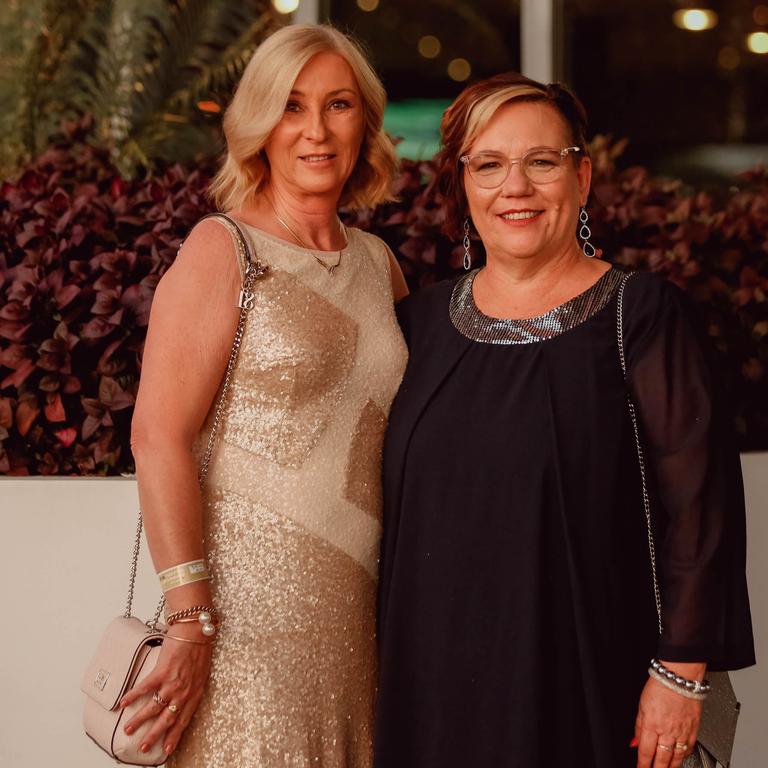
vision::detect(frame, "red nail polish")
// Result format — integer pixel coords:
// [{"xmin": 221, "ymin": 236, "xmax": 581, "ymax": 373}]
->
[
  {"xmin": 140, "ymin": 744, "xmax": 149, "ymax": 753},
  {"xmin": 124, "ymin": 726, "xmax": 133, "ymax": 735},
  {"xmin": 629, "ymin": 736, "xmax": 639, "ymax": 748}
]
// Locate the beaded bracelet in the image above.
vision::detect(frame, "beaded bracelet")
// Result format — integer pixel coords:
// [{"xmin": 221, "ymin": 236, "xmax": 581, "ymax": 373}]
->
[{"xmin": 648, "ymin": 659, "xmax": 710, "ymax": 700}]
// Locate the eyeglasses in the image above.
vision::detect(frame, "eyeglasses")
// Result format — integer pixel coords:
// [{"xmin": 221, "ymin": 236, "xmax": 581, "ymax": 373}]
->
[{"xmin": 459, "ymin": 146, "xmax": 582, "ymax": 188}]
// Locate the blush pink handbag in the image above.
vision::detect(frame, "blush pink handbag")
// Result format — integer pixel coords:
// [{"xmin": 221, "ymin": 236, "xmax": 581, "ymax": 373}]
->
[{"xmin": 80, "ymin": 214, "xmax": 267, "ymax": 764}]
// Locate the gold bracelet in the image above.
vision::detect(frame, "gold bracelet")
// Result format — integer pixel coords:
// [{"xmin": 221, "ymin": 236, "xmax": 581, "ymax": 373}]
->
[
  {"xmin": 170, "ymin": 616, "xmax": 220, "ymax": 626},
  {"xmin": 157, "ymin": 560, "xmax": 210, "ymax": 593},
  {"xmin": 164, "ymin": 634, "xmax": 212, "ymax": 647}
]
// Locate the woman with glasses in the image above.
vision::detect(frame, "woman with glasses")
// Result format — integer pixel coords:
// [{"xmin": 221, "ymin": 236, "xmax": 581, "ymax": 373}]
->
[{"xmin": 374, "ymin": 72, "xmax": 753, "ymax": 768}]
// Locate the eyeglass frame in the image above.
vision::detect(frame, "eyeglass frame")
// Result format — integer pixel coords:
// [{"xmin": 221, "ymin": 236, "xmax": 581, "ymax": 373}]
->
[{"xmin": 459, "ymin": 146, "xmax": 583, "ymax": 187}]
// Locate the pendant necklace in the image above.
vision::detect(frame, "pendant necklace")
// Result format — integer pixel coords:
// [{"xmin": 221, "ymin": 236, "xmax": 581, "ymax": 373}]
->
[{"xmin": 267, "ymin": 196, "xmax": 345, "ymax": 275}]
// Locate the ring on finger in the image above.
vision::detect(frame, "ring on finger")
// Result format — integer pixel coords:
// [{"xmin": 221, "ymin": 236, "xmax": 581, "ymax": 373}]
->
[
  {"xmin": 674, "ymin": 742, "xmax": 688, "ymax": 751},
  {"xmin": 167, "ymin": 702, "xmax": 179, "ymax": 714},
  {"xmin": 152, "ymin": 691, "xmax": 170, "ymax": 707},
  {"xmin": 656, "ymin": 743, "xmax": 673, "ymax": 752}
]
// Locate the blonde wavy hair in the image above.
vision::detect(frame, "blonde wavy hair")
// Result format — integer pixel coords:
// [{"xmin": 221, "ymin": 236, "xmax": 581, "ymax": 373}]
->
[{"xmin": 209, "ymin": 24, "xmax": 397, "ymax": 211}]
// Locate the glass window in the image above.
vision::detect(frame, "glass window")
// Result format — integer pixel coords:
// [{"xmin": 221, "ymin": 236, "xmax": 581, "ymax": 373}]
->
[
  {"xmin": 329, "ymin": 1, "xmax": 521, "ymax": 157},
  {"xmin": 562, "ymin": 0, "xmax": 768, "ymax": 182}
]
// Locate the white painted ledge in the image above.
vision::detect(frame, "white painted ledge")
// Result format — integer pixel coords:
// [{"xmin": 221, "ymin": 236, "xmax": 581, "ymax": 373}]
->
[{"xmin": 0, "ymin": 455, "xmax": 765, "ymax": 766}]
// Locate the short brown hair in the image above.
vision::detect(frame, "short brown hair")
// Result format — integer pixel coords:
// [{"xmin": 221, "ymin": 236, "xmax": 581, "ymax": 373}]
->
[{"xmin": 437, "ymin": 72, "xmax": 589, "ymax": 239}]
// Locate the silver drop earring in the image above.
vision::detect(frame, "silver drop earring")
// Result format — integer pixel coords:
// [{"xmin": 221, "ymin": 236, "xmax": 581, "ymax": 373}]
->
[
  {"xmin": 579, "ymin": 206, "xmax": 596, "ymax": 258},
  {"xmin": 463, "ymin": 217, "xmax": 472, "ymax": 271}
]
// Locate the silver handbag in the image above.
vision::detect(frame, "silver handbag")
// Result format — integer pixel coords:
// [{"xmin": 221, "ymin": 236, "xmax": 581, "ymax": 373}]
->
[
  {"xmin": 616, "ymin": 273, "xmax": 741, "ymax": 768},
  {"xmin": 80, "ymin": 214, "xmax": 267, "ymax": 764}
]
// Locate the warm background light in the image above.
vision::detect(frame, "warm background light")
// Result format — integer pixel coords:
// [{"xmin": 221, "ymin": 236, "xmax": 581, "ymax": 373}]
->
[
  {"xmin": 356, "ymin": 0, "xmax": 379, "ymax": 11},
  {"xmin": 747, "ymin": 31, "xmax": 768, "ymax": 54},
  {"xmin": 447, "ymin": 58, "xmax": 471, "ymax": 82},
  {"xmin": 417, "ymin": 35, "xmax": 441, "ymax": 59},
  {"xmin": 197, "ymin": 101, "xmax": 222, "ymax": 113},
  {"xmin": 717, "ymin": 46, "xmax": 740, "ymax": 70},
  {"xmin": 754, "ymin": 4, "xmax": 768, "ymax": 25},
  {"xmin": 272, "ymin": 0, "xmax": 300, "ymax": 14},
  {"xmin": 672, "ymin": 9, "xmax": 718, "ymax": 31}
]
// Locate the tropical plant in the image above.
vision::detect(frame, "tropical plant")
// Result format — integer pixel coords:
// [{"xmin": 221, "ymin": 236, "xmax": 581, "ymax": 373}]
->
[{"xmin": 3, "ymin": 0, "xmax": 279, "ymax": 177}]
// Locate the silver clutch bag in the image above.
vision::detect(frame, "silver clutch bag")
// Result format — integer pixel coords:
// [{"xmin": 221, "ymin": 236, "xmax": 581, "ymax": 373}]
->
[
  {"xmin": 682, "ymin": 672, "xmax": 740, "ymax": 768},
  {"xmin": 617, "ymin": 274, "xmax": 742, "ymax": 768}
]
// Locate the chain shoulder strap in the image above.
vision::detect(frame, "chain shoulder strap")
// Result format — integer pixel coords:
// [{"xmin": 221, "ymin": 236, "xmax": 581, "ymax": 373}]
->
[
  {"xmin": 616, "ymin": 272, "xmax": 664, "ymax": 636},
  {"xmin": 124, "ymin": 213, "xmax": 268, "ymax": 625}
]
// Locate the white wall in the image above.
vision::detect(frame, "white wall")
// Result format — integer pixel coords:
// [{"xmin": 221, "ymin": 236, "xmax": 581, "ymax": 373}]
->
[{"xmin": 0, "ymin": 456, "xmax": 765, "ymax": 767}]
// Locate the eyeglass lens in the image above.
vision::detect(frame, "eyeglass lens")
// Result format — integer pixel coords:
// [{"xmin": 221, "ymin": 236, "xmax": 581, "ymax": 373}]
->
[{"xmin": 466, "ymin": 150, "xmax": 569, "ymax": 187}]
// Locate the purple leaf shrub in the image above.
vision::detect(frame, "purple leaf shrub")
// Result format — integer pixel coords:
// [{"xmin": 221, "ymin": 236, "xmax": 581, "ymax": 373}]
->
[
  {"xmin": 1, "ymin": 122, "xmax": 766, "ymax": 474},
  {"xmin": 0, "ymin": 117, "xmax": 215, "ymax": 474}
]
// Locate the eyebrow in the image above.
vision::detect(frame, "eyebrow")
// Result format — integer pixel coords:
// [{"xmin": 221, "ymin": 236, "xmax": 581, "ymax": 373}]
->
[
  {"xmin": 470, "ymin": 145, "xmax": 558, "ymax": 155},
  {"xmin": 288, "ymin": 88, "xmax": 358, "ymax": 97}
]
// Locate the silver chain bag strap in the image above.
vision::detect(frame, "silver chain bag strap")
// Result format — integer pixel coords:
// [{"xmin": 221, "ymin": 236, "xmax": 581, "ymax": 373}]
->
[
  {"xmin": 80, "ymin": 214, "xmax": 268, "ymax": 765},
  {"xmin": 616, "ymin": 272, "xmax": 741, "ymax": 768}
]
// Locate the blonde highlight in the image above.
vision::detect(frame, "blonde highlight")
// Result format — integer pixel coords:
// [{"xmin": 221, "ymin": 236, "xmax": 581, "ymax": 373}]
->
[{"xmin": 208, "ymin": 24, "xmax": 397, "ymax": 212}]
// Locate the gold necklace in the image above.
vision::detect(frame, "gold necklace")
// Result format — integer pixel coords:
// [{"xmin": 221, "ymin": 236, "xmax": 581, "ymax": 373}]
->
[{"xmin": 266, "ymin": 197, "xmax": 345, "ymax": 275}]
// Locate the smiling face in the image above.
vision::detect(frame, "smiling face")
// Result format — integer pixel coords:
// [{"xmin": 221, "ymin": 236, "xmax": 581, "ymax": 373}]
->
[
  {"xmin": 263, "ymin": 51, "xmax": 365, "ymax": 202},
  {"xmin": 463, "ymin": 100, "xmax": 591, "ymax": 263}
]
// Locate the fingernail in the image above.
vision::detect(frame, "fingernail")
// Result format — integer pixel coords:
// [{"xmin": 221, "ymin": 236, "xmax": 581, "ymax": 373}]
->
[
  {"xmin": 140, "ymin": 744, "xmax": 149, "ymax": 753},
  {"xmin": 165, "ymin": 744, "xmax": 173, "ymax": 755},
  {"xmin": 629, "ymin": 737, "xmax": 639, "ymax": 748},
  {"xmin": 124, "ymin": 726, "xmax": 133, "ymax": 735}
]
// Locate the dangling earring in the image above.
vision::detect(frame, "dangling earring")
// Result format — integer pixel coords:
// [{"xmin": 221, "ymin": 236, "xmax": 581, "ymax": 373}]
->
[
  {"xmin": 463, "ymin": 217, "xmax": 472, "ymax": 271},
  {"xmin": 579, "ymin": 206, "xmax": 596, "ymax": 258}
]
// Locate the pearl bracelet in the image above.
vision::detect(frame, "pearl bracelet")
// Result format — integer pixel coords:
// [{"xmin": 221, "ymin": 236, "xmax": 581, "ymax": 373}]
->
[
  {"xmin": 166, "ymin": 606, "xmax": 218, "ymax": 638},
  {"xmin": 648, "ymin": 659, "xmax": 710, "ymax": 700}
]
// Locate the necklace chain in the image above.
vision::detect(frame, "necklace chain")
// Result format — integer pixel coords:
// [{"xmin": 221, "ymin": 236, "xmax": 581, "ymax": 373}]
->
[{"xmin": 266, "ymin": 196, "xmax": 345, "ymax": 275}]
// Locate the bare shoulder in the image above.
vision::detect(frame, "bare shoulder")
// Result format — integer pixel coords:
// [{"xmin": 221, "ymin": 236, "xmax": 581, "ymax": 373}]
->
[{"xmin": 166, "ymin": 218, "xmax": 240, "ymax": 282}]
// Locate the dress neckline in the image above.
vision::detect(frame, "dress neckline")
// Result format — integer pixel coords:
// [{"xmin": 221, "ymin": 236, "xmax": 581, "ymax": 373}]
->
[
  {"xmin": 230, "ymin": 217, "xmax": 354, "ymax": 265},
  {"xmin": 449, "ymin": 266, "xmax": 624, "ymax": 345}
]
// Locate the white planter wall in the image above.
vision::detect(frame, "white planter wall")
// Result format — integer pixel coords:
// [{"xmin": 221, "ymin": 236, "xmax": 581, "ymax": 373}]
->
[{"xmin": 1, "ymin": 455, "xmax": 765, "ymax": 767}]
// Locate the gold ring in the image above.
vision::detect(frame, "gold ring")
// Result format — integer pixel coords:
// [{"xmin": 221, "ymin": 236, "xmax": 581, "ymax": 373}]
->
[
  {"xmin": 674, "ymin": 742, "xmax": 688, "ymax": 750},
  {"xmin": 657, "ymin": 743, "xmax": 673, "ymax": 752},
  {"xmin": 167, "ymin": 703, "xmax": 179, "ymax": 714},
  {"xmin": 152, "ymin": 691, "xmax": 169, "ymax": 707}
]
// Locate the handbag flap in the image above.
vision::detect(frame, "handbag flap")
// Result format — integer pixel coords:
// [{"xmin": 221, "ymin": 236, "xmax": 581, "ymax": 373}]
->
[
  {"xmin": 696, "ymin": 671, "xmax": 740, "ymax": 766},
  {"xmin": 81, "ymin": 617, "xmax": 164, "ymax": 711}
]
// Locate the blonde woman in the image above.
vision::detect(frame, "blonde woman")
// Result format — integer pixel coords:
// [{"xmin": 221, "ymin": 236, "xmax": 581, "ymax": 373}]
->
[{"xmin": 121, "ymin": 24, "xmax": 408, "ymax": 767}]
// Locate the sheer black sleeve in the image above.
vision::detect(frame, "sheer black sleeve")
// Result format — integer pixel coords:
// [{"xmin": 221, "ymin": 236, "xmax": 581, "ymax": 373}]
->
[{"xmin": 623, "ymin": 273, "xmax": 755, "ymax": 670}]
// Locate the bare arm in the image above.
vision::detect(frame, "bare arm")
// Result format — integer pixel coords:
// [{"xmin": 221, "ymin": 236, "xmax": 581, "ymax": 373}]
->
[{"xmin": 121, "ymin": 219, "xmax": 242, "ymax": 756}]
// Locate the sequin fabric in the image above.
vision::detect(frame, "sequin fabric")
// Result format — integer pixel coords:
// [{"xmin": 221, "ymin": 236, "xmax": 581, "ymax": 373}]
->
[
  {"xmin": 169, "ymin": 223, "xmax": 408, "ymax": 768},
  {"xmin": 449, "ymin": 267, "xmax": 624, "ymax": 344}
]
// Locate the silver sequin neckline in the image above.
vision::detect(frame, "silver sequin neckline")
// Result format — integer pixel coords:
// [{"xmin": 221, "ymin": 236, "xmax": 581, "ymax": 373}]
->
[{"xmin": 449, "ymin": 266, "xmax": 624, "ymax": 345}]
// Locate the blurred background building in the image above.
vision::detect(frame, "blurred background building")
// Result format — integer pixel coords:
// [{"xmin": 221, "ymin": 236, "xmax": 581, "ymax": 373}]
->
[{"xmin": 274, "ymin": 0, "xmax": 768, "ymax": 183}]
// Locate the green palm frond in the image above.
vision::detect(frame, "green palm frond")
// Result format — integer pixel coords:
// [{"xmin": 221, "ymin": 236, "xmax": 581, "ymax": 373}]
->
[{"xmin": 9, "ymin": 0, "xmax": 279, "ymax": 177}]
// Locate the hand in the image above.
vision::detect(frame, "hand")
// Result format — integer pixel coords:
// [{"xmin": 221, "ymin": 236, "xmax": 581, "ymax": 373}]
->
[
  {"xmin": 633, "ymin": 663, "xmax": 704, "ymax": 768},
  {"xmin": 119, "ymin": 624, "xmax": 213, "ymax": 757}
]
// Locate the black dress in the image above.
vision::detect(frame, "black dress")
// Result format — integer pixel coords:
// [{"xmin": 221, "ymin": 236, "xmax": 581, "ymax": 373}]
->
[{"xmin": 374, "ymin": 267, "xmax": 754, "ymax": 768}]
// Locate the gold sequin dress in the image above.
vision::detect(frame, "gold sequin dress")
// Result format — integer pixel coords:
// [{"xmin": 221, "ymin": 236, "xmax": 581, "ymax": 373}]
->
[{"xmin": 169, "ymin": 220, "xmax": 407, "ymax": 768}]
